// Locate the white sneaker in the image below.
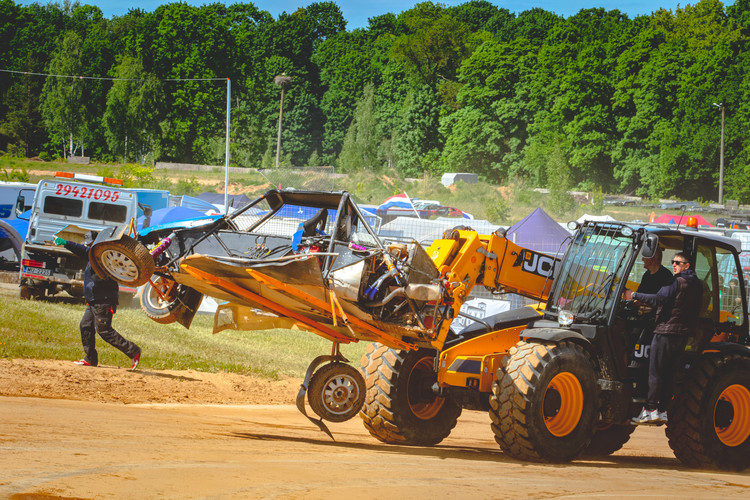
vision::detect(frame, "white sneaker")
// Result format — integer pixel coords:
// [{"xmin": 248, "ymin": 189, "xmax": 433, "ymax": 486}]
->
[
  {"xmin": 632, "ymin": 407, "xmax": 660, "ymax": 425},
  {"xmin": 657, "ymin": 411, "xmax": 668, "ymax": 423}
]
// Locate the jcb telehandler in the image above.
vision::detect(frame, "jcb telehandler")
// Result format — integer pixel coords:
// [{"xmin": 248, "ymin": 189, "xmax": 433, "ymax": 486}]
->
[{"xmin": 361, "ymin": 219, "xmax": 749, "ymax": 471}]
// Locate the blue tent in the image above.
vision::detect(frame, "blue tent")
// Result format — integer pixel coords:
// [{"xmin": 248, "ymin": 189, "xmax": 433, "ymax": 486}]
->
[
  {"xmin": 506, "ymin": 208, "xmax": 571, "ymax": 256},
  {"xmin": 197, "ymin": 192, "xmax": 253, "ymax": 209},
  {"xmin": 138, "ymin": 206, "xmax": 218, "ymax": 233}
]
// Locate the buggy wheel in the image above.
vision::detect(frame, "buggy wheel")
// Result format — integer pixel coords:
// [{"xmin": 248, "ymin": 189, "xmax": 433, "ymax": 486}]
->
[
  {"xmin": 359, "ymin": 343, "xmax": 461, "ymax": 445},
  {"xmin": 90, "ymin": 236, "xmax": 154, "ymax": 287},
  {"xmin": 489, "ymin": 340, "xmax": 599, "ymax": 462},
  {"xmin": 667, "ymin": 354, "xmax": 750, "ymax": 470},
  {"xmin": 307, "ymin": 362, "xmax": 365, "ymax": 423},
  {"xmin": 140, "ymin": 276, "xmax": 189, "ymax": 324}
]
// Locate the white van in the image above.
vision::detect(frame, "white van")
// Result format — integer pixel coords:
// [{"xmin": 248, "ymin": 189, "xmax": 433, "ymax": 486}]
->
[{"xmin": 19, "ymin": 173, "xmax": 139, "ymax": 300}]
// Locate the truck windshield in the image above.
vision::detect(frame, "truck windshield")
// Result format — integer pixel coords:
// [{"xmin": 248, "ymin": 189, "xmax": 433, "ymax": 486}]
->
[{"xmin": 547, "ymin": 223, "xmax": 635, "ymax": 322}]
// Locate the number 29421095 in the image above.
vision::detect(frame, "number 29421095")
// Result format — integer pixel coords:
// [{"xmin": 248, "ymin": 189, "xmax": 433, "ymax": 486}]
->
[{"xmin": 55, "ymin": 183, "xmax": 120, "ymax": 202}]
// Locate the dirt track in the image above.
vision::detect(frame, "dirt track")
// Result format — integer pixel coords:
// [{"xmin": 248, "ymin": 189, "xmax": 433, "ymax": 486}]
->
[{"xmin": 1, "ymin": 359, "xmax": 749, "ymax": 499}]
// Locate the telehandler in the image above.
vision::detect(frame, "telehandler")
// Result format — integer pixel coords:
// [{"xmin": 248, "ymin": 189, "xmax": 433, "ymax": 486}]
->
[{"xmin": 363, "ymin": 218, "xmax": 750, "ymax": 471}]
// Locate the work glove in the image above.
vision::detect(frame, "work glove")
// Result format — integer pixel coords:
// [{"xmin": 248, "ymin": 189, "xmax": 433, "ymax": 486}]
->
[{"xmin": 53, "ymin": 237, "xmax": 66, "ymax": 246}]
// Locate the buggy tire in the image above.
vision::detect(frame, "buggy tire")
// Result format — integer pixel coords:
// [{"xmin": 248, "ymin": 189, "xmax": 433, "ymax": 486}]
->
[
  {"xmin": 90, "ymin": 236, "xmax": 154, "ymax": 287},
  {"xmin": 667, "ymin": 354, "xmax": 750, "ymax": 471},
  {"xmin": 140, "ymin": 276, "xmax": 189, "ymax": 324},
  {"xmin": 489, "ymin": 340, "xmax": 599, "ymax": 462},
  {"xmin": 307, "ymin": 362, "xmax": 365, "ymax": 423},
  {"xmin": 19, "ymin": 285, "xmax": 32, "ymax": 300},
  {"xmin": 584, "ymin": 423, "xmax": 635, "ymax": 456},
  {"xmin": 359, "ymin": 343, "xmax": 461, "ymax": 445}
]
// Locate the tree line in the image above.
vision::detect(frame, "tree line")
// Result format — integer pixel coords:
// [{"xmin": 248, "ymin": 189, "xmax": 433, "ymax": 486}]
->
[{"xmin": 1, "ymin": 0, "xmax": 750, "ymax": 203}]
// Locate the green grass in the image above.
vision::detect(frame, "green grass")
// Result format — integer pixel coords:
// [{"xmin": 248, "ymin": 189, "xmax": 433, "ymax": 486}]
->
[{"xmin": 0, "ymin": 287, "xmax": 368, "ymax": 379}]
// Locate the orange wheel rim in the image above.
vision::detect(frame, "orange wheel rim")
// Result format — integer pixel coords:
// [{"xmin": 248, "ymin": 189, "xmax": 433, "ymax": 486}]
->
[
  {"xmin": 408, "ymin": 358, "xmax": 444, "ymax": 420},
  {"xmin": 544, "ymin": 372, "xmax": 584, "ymax": 437},
  {"xmin": 715, "ymin": 384, "xmax": 750, "ymax": 447}
]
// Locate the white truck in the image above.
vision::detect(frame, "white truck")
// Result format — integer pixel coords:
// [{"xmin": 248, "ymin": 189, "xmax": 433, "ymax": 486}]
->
[{"xmin": 19, "ymin": 172, "xmax": 140, "ymax": 301}]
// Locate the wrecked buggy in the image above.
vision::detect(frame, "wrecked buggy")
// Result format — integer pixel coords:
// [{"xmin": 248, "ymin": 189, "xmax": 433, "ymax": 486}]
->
[{"xmin": 88, "ymin": 189, "xmax": 458, "ymax": 431}]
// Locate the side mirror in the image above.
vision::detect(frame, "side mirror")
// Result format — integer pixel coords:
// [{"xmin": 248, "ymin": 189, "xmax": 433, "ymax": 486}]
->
[
  {"xmin": 15, "ymin": 194, "xmax": 25, "ymax": 216},
  {"xmin": 642, "ymin": 233, "xmax": 659, "ymax": 259},
  {"xmin": 138, "ymin": 203, "xmax": 153, "ymax": 229}
]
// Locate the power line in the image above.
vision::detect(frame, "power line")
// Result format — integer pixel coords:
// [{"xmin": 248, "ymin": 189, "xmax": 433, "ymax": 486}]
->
[{"xmin": 0, "ymin": 68, "xmax": 228, "ymax": 82}]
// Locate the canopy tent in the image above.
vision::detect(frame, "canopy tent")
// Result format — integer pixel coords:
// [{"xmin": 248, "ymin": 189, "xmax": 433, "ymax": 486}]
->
[
  {"xmin": 653, "ymin": 214, "xmax": 713, "ymax": 227},
  {"xmin": 577, "ymin": 213, "xmax": 616, "ymax": 223},
  {"xmin": 506, "ymin": 207, "xmax": 571, "ymax": 256},
  {"xmin": 138, "ymin": 206, "xmax": 217, "ymax": 232},
  {"xmin": 197, "ymin": 192, "xmax": 253, "ymax": 210}
]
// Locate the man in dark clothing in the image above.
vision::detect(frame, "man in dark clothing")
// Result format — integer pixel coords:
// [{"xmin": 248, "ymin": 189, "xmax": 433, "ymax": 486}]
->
[
  {"xmin": 54, "ymin": 231, "xmax": 141, "ymax": 370},
  {"xmin": 623, "ymin": 251, "xmax": 701, "ymax": 424},
  {"xmin": 636, "ymin": 247, "xmax": 674, "ymax": 295}
]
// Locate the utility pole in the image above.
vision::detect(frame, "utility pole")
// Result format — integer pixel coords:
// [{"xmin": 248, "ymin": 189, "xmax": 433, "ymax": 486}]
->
[
  {"xmin": 274, "ymin": 73, "xmax": 292, "ymax": 168},
  {"xmin": 713, "ymin": 102, "xmax": 725, "ymax": 205}
]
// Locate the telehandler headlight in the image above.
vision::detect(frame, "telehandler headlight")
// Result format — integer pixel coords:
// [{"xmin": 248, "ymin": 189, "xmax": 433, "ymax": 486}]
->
[{"xmin": 558, "ymin": 310, "xmax": 574, "ymax": 327}]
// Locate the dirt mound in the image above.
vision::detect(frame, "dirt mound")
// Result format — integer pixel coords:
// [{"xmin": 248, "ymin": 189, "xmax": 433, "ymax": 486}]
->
[{"xmin": 0, "ymin": 358, "xmax": 300, "ymax": 405}]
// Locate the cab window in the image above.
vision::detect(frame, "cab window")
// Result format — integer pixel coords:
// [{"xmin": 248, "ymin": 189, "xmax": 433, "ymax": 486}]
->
[
  {"xmin": 88, "ymin": 201, "xmax": 127, "ymax": 223},
  {"xmin": 43, "ymin": 195, "xmax": 82, "ymax": 217},
  {"xmin": 716, "ymin": 248, "xmax": 745, "ymax": 325}
]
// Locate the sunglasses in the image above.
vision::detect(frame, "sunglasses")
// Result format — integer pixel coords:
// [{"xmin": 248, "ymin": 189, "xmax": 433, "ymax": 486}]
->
[{"xmin": 671, "ymin": 260, "xmax": 688, "ymax": 266}]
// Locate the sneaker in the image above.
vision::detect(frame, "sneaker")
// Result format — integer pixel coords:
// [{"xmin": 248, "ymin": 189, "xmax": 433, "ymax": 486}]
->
[
  {"xmin": 631, "ymin": 407, "xmax": 660, "ymax": 425},
  {"xmin": 73, "ymin": 359, "xmax": 93, "ymax": 366},
  {"xmin": 130, "ymin": 351, "xmax": 141, "ymax": 371},
  {"xmin": 657, "ymin": 411, "xmax": 668, "ymax": 423}
]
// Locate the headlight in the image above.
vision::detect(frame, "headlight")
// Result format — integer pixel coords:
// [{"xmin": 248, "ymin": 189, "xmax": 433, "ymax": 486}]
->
[{"xmin": 558, "ymin": 310, "xmax": 574, "ymax": 327}]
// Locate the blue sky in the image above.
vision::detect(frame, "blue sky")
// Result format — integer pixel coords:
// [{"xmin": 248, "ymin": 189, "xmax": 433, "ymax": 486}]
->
[{"xmin": 41, "ymin": 1, "xmax": 704, "ymax": 29}]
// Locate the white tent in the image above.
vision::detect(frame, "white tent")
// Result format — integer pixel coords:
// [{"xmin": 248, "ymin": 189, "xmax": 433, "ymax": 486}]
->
[{"xmin": 577, "ymin": 213, "xmax": 616, "ymax": 223}]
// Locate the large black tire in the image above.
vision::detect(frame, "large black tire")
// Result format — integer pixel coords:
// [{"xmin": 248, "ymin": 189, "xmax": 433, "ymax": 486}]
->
[
  {"xmin": 489, "ymin": 340, "xmax": 599, "ymax": 462},
  {"xmin": 667, "ymin": 353, "xmax": 750, "ymax": 471},
  {"xmin": 19, "ymin": 284, "xmax": 32, "ymax": 300},
  {"xmin": 307, "ymin": 362, "xmax": 365, "ymax": 423},
  {"xmin": 140, "ymin": 276, "xmax": 189, "ymax": 324},
  {"xmin": 584, "ymin": 423, "xmax": 635, "ymax": 456},
  {"xmin": 359, "ymin": 343, "xmax": 462, "ymax": 445},
  {"xmin": 90, "ymin": 236, "xmax": 154, "ymax": 287}
]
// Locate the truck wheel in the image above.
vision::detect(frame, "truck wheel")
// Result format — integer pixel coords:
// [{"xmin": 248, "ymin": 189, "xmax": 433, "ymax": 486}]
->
[
  {"xmin": 19, "ymin": 285, "xmax": 32, "ymax": 300},
  {"xmin": 91, "ymin": 236, "xmax": 154, "ymax": 287},
  {"xmin": 667, "ymin": 354, "xmax": 750, "ymax": 471},
  {"xmin": 359, "ymin": 343, "xmax": 461, "ymax": 445},
  {"xmin": 583, "ymin": 423, "xmax": 635, "ymax": 456},
  {"xmin": 307, "ymin": 362, "xmax": 365, "ymax": 423},
  {"xmin": 140, "ymin": 276, "xmax": 188, "ymax": 324},
  {"xmin": 490, "ymin": 340, "xmax": 598, "ymax": 462}
]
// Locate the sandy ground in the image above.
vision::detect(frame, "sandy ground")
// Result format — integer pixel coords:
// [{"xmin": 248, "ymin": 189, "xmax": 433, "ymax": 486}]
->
[{"xmin": 1, "ymin": 359, "xmax": 749, "ymax": 499}]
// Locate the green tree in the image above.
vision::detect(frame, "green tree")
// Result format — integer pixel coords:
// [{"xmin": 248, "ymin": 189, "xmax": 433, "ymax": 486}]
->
[
  {"xmin": 336, "ymin": 84, "xmax": 379, "ymax": 171},
  {"xmin": 545, "ymin": 139, "xmax": 576, "ymax": 217},
  {"xmin": 103, "ymin": 56, "xmax": 162, "ymax": 163},
  {"xmin": 390, "ymin": 2, "xmax": 473, "ymax": 85},
  {"xmin": 40, "ymin": 31, "xmax": 86, "ymax": 158}
]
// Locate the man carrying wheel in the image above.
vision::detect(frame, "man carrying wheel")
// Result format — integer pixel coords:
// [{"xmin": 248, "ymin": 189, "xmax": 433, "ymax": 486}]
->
[{"xmin": 54, "ymin": 231, "xmax": 141, "ymax": 370}]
